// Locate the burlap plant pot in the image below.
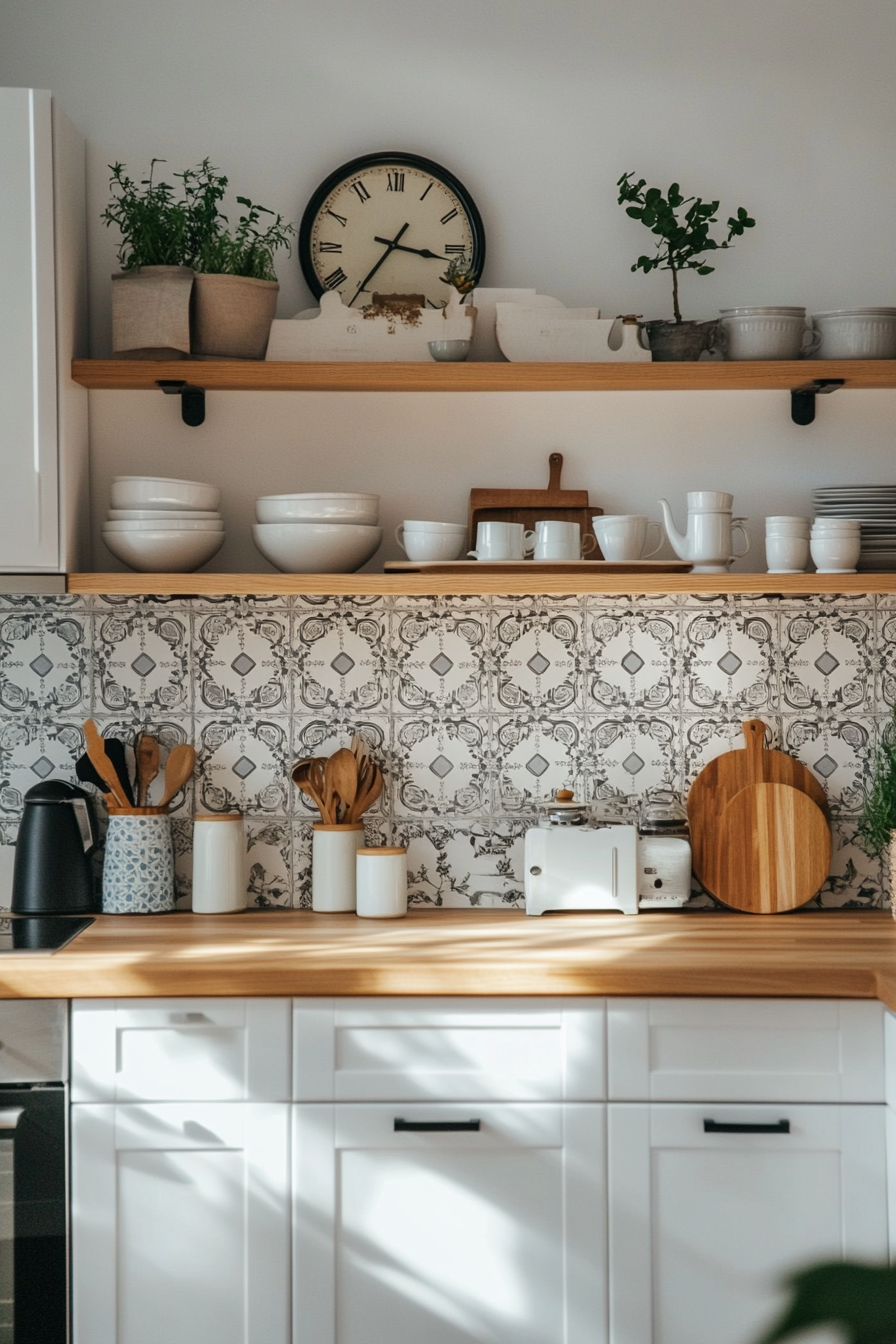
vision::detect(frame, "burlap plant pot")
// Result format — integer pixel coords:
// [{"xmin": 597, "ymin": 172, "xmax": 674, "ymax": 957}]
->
[
  {"xmin": 111, "ymin": 265, "xmax": 194, "ymax": 358},
  {"xmin": 190, "ymin": 274, "xmax": 279, "ymax": 360}
]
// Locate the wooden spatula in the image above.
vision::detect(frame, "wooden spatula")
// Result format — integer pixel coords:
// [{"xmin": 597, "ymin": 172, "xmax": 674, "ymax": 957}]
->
[
  {"xmin": 158, "ymin": 744, "xmax": 196, "ymax": 810},
  {"xmin": 135, "ymin": 734, "xmax": 160, "ymax": 807},
  {"xmin": 326, "ymin": 748, "xmax": 358, "ymax": 825},
  {"xmin": 712, "ymin": 782, "xmax": 831, "ymax": 914},
  {"xmin": 83, "ymin": 720, "xmax": 131, "ymax": 810}
]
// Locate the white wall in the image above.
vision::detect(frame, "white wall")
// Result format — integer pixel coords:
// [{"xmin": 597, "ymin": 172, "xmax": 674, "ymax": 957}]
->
[{"xmin": 2, "ymin": 0, "xmax": 895, "ymax": 568}]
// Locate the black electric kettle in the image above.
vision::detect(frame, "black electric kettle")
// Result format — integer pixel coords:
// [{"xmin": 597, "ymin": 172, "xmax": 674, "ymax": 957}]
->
[{"xmin": 12, "ymin": 781, "xmax": 100, "ymax": 915}]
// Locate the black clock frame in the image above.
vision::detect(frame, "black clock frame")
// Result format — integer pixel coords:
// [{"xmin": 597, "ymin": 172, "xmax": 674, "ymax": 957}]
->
[{"xmin": 298, "ymin": 151, "xmax": 486, "ymax": 301}]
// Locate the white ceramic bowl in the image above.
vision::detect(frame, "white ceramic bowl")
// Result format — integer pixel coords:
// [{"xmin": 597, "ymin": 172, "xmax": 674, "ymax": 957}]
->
[
  {"xmin": 718, "ymin": 311, "xmax": 814, "ymax": 360},
  {"xmin": 101, "ymin": 527, "xmax": 225, "ymax": 573},
  {"xmin": 811, "ymin": 519, "xmax": 861, "ymax": 532},
  {"xmin": 810, "ymin": 310, "xmax": 896, "ymax": 360},
  {"xmin": 255, "ymin": 493, "xmax": 380, "ymax": 525},
  {"xmin": 398, "ymin": 520, "xmax": 466, "ymax": 533},
  {"xmin": 111, "ymin": 476, "xmax": 222, "ymax": 511},
  {"xmin": 252, "ymin": 522, "xmax": 383, "ymax": 573},
  {"xmin": 396, "ymin": 527, "xmax": 467, "ymax": 562},
  {"xmin": 103, "ymin": 518, "xmax": 224, "ymax": 532},
  {"xmin": 810, "ymin": 533, "xmax": 861, "ymax": 573},
  {"xmin": 108, "ymin": 508, "xmax": 222, "ymax": 521},
  {"xmin": 428, "ymin": 339, "xmax": 471, "ymax": 362}
]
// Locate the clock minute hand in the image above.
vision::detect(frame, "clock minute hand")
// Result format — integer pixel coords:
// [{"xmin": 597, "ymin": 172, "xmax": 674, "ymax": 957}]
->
[
  {"xmin": 373, "ymin": 237, "xmax": 449, "ymax": 261},
  {"xmin": 348, "ymin": 222, "xmax": 410, "ymax": 306}
]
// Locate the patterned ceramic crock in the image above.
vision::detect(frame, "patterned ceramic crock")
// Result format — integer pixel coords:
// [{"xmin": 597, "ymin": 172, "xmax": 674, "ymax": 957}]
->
[{"xmin": 102, "ymin": 811, "xmax": 175, "ymax": 914}]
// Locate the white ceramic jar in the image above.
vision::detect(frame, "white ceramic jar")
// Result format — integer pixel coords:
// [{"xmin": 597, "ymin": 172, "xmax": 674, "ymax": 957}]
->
[
  {"xmin": 312, "ymin": 824, "xmax": 365, "ymax": 911},
  {"xmin": 356, "ymin": 847, "xmax": 408, "ymax": 918},
  {"xmin": 192, "ymin": 813, "xmax": 246, "ymax": 914}
]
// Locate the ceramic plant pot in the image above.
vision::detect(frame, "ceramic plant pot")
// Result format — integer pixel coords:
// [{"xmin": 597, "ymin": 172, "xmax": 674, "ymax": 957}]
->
[
  {"xmin": 644, "ymin": 318, "xmax": 717, "ymax": 362},
  {"xmin": 102, "ymin": 810, "xmax": 175, "ymax": 914},
  {"xmin": 111, "ymin": 265, "xmax": 194, "ymax": 358},
  {"xmin": 191, "ymin": 273, "xmax": 279, "ymax": 359}
]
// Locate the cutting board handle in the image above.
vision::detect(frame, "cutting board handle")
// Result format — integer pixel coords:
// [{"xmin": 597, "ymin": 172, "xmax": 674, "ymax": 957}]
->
[
  {"xmin": 742, "ymin": 719, "xmax": 769, "ymax": 784},
  {"xmin": 548, "ymin": 452, "xmax": 563, "ymax": 491}
]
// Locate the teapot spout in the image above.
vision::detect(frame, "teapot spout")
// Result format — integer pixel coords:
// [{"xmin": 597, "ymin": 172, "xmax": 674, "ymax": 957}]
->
[{"xmin": 659, "ymin": 499, "xmax": 688, "ymax": 559}]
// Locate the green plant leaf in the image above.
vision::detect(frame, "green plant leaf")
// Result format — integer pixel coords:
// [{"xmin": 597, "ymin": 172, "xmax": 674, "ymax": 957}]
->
[{"xmin": 756, "ymin": 1262, "xmax": 896, "ymax": 1344}]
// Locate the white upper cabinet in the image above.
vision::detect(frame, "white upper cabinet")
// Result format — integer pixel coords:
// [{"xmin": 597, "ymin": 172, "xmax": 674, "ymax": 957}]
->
[
  {"xmin": 70, "ymin": 998, "xmax": 292, "ymax": 1102},
  {"xmin": 607, "ymin": 997, "xmax": 884, "ymax": 1102},
  {"xmin": 0, "ymin": 88, "xmax": 87, "ymax": 573},
  {"xmin": 292, "ymin": 998, "xmax": 606, "ymax": 1101}
]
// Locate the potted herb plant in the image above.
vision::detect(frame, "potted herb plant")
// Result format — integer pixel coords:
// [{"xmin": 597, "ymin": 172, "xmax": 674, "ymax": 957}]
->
[
  {"xmin": 616, "ymin": 173, "xmax": 756, "ymax": 361},
  {"xmin": 190, "ymin": 180, "xmax": 295, "ymax": 360},
  {"xmin": 102, "ymin": 160, "xmax": 194, "ymax": 358},
  {"xmin": 856, "ymin": 707, "xmax": 896, "ymax": 916}
]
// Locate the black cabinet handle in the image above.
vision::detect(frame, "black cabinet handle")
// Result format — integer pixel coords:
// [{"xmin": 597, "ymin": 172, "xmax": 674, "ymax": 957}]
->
[
  {"xmin": 394, "ymin": 1118, "xmax": 481, "ymax": 1133},
  {"xmin": 704, "ymin": 1119, "xmax": 790, "ymax": 1134}
]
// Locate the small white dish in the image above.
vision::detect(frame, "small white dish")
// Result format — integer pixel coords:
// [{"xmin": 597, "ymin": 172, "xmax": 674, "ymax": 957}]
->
[
  {"xmin": 108, "ymin": 508, "xmax": 222, "ymax": 521},
  {"xmin": 101, "ymin": 527, "xmax": 225, "ymax": 573},
  {"xmin": 255, "ymin": 493, "xmax": 380, "ymax": 525},
  {"xmin": 428, "ymin": 340, "xmax": 471, "ymax": 362},
  {"xmin": 252, "ymin": 522, "xmax": 383, "ymax": 573},
  {"xmin": 111, "ymin": 476, "xmax": 221, "ymax": 511}
]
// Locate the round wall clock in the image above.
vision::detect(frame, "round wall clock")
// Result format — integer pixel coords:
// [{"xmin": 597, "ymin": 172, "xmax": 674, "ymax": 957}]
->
[{"xmin": 298, "ymin": 152, "xmax": 485, "ymax": 309}]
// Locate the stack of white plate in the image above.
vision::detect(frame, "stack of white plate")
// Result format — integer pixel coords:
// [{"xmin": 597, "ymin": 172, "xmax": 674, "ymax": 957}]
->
[
  {"xmin": 812, "ymin": 485, "xmax": 896, "ymax": 571},
  {"xmin": 253, "ymin": 493, "xmax": 382, "ymax": 573},
  {"xmin": 102, "ymin": 476, "xmax": 224, "ymax": 572}
]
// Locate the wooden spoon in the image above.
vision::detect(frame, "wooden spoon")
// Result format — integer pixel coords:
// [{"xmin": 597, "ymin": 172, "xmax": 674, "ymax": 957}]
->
[
  {"xmin": 83, "ymin": 719, "xmax": 131, "ymax": 810},
  {"xmin": 291, "ymin": 758, "xmax": 329, "ymax": 822},
  {"xmin": 135, "ymin": 733, "xmax": 160, "ymax": 807},
  {"xmin": 158, "ymin": 744, "xmax": 196, "ymax": 810},
  {"xmin": 348, "ymin": 760, "xmax": 383, "ymax": 822},
  {"xmin": 324, "ymin": 748, "xmax": 358, "ymax": 825}
]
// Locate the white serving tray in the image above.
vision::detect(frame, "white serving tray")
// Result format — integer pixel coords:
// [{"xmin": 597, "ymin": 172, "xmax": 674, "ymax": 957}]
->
[
  {"xmin": 384, "ymin": 560, "xmax": 692, "ymax": 574},
  {"xmin": 266, "ymin": 290, "xmax": 475, "ymax": 362},
  {"xmin": 496, "ymin": 304, "xmax": 652, "ymax": 363}
]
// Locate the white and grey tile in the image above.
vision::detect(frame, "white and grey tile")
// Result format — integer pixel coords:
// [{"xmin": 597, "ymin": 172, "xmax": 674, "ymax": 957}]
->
[
  {"xmin": 392, "ymin": 715, "xmax": 490, "ymax": 817},
  {"xmin": 492, "ymin": 608, "xmax": 583, "ymax": 712},
  {"xmin": 392, "ymin": 604, "xmax": 488, "ymax": 713},
  {"xmin": 195, "ymin": 716, "xmax": 291, "ymax": 815},
  {"xmin": 781, "ymin": 715, "xmax": 874, "ymax": 816},
  {"xmin": 397, "ymin": 819, "xmax": 527, "ymax": 908},
  {"xmin": 780, "ymin": 609, "xmax": 873, "ymax": 712},
  {"xmin": 682, "ymin": 609, "xmax": 777, "ymax": 713},
  {"xmin": 587, "ymin": 714, "xmax": 679, "ymax": 803},
  {"xmin": 194, "ymin": 607, "xmax": 290, "ymax": 714},
  {"xmin": 94, "ymin": 608, "xmax": 191, "ymax": 714},
  {"xmin": 0, "ymin": 607, "xmax": 90, "ymax": 713},
  {"xmin": 492, "ymin": 714, "xmax": 588, "ymax": 812},
  {"xmin": 585, "ymin": 606, "xmax": 678, "ymax": 712},
  {"xmin": 292, "ymin": 603, "xmax": 389, "ymax": 712}
]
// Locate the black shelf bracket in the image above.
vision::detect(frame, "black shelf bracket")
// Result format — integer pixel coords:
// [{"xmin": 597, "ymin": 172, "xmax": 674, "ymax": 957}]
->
[
  {"xmin": 790, "ymin": 378, "xmax": 845, "ymax": 426},
  {"xmin": 156, "ymin": 380, "xmax": 206, "ymax": 427}
]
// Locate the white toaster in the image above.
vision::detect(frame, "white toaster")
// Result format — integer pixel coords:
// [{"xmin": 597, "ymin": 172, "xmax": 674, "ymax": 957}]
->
[{"xmin": 524, "ymin": 822, "xmax": 692, "ymax": 916}]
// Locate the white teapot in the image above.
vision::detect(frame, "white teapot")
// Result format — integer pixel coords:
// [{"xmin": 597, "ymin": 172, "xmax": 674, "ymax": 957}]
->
[{"xmin": 659, "ymin": 492, "xmax": 750, "ymax": 574}]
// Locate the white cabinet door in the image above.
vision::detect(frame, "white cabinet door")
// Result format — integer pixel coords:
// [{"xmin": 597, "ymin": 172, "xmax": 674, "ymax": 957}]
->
[
  {"xmin": 608, "ymin": 1103, "xmax": 888, "ymax": 1344},
  {"xmin": 71, "ymin": 1102, "xmax": 290, "ymax": 1344},
  {"xmin": 294, "ymin": 1102, "xmax": 606, "ymax": 1344}
]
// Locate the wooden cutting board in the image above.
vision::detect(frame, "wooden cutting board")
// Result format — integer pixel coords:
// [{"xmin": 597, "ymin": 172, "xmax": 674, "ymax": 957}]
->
[
  {"xmin": 712, "ymin": 782, "xmax": 832, "ymax": 913},
  {"xmin": 468, "ymin": 452, "xmax": 603, "ymax": 556},
  {"xmin": 688, "ymin": 719, "xmax": 830, "ymax": 897}
]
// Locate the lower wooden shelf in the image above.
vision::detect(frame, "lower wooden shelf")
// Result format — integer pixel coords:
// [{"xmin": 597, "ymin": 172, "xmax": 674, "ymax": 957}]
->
[{"xmin": 67, "ymin": 572, "xmax": 896, "ymax": 597}]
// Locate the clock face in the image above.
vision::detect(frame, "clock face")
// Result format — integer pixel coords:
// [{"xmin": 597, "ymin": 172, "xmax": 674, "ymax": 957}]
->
[{"xmin": 299, "ymin": 153, "xmax": 485, "ymax": 309}]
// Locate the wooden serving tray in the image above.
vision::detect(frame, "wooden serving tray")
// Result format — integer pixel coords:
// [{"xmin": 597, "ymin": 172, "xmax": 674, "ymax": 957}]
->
[
  {"xmin": 468, "ymin": 452, "xmax": 603, "ymax": 554},
  {"xmin": 384, "ymin": 560, "xmax": 692, "ymax": 574}
]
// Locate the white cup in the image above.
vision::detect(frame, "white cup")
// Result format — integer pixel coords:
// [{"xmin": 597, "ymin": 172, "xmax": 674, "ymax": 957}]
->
[
  {"xmin": 766, "ymin": 535, "xmax": 810, "ymax": 574},
  {"xmin": 468, "ymin": 521, "xmax": 535, "ymax": 560},
  {"xmin": 765, "ymin": 516, "xmax": 810, "ymax": 537},
  {"xmin": 593, "ymin": 515, "xmax": 664, "ymax": 563},
  {"xmin": 356, "ymin": 847, "xmax": 408, "ymax": 918},
  {"xmin": 396, "ymin": 521, "xmax": 466, "ymax": 562},
  {"xmin": 810, "ymin": 534, "xmax": 861, "ymax": 573},
  {"xmin": 811, "ymin": 518, "xmax": 861, "ymax": 532},
  {"xmin": 532, "ymin": 519, "xmax": 596, "ymax": 561}
]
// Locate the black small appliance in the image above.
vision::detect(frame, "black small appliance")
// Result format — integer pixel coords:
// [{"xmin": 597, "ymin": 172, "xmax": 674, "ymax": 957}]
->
[{"xmin": 12, "ymin": 780, "xmax": 100, "ymax": 915}]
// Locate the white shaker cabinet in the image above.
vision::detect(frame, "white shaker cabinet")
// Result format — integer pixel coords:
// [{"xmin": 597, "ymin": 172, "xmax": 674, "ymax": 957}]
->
[{"xmin": 0, "ymin": 87, "xmax": 88, "ymax": 575}]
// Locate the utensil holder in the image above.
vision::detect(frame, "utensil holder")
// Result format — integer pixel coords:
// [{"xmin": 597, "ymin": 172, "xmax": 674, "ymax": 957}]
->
[
  {"xmin": 312, "ymin": 824, "xmax": 365, "ymax": 912},
  {"xmin": 102, "ymin": 809, "xmax": 175, "ymax": 914}
]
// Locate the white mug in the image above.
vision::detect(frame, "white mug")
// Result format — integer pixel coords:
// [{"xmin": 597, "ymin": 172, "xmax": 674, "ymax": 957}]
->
[
  {"xmin": 468, "ymin": 521, "xmax": 535, "ymax": 560},
  {"xmin": 593, "ymin": 515, "xmax": 664, "ymax": 563},
  {"xmin": 396, "ymin": 521, "xmax": 466, "ymax": 562},
  {"xmin": 766, "ymin": 535, "xmax": 810, "ymax": 574},
  {"xmin": 532, "ymin": 519, "xmax": 596, "ymax": 561},
  {"xmin": 766, "ymin": 516, "xmax": 810, "ymax": 538}
]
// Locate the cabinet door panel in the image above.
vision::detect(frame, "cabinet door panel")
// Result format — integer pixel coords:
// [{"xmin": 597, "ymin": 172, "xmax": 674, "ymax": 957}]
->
[
  {"xmin": 608, "ymin": 1103, "xmax": 888, "ymax": 1344},
  {"xmin": 294, "ymin": 1102, "xmax": 606, "ymax": 1344},
  {"xmin": 72, "ymin": 1103, "xmax": 290, "ymax": 1344}
]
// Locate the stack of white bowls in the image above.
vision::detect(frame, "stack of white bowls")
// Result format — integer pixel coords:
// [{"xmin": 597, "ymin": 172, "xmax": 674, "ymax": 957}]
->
[
  {"xmin": 765, "ymin": 516, "xmax": 810, "ymax": 574},
  {"xmin": 102, "ymin": 477, "xmax": 224, "ymax": 572},
  {"xmin": 252, "ymin": 493, "xmax": 382, "ymax": 573},
  {"xmin": 809, "ymin": 517, "xmax": 861, "ymax": 574},
  {"xmin": 813, "ymin": 484, "xmax": 896, "ymax": 570}
]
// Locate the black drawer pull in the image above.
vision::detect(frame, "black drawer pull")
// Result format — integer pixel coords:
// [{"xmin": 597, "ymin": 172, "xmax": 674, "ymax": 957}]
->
[
  {"xmin": 394, "ymin": 1118, "xmax": 481, "ymax": 1133},
  {"xmin": 704, "ymin": 1119, "xmax": 790, "ymax": 1134}
]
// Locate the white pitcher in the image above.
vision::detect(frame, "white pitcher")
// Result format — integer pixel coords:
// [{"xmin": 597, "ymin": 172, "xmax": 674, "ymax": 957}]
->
[{"xmin": 659, "ymin": 491, "xmax": 750, "ymax": 574}]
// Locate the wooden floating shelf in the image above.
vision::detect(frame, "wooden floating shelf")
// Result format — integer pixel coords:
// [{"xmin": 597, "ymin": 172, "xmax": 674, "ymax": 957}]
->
[
  {"xmin": 71, "ymin": 358, "xmax": 896, "ymax": 394},
  {"xmin": 67, "ymin": 572, "xmax": 896, "ymax": 597}
]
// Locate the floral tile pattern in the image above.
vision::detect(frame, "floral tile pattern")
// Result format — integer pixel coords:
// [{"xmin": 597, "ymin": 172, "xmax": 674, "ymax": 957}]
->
[{"xmin": 0, "ymin": 591, "xmax": 893, "ymax": 910}]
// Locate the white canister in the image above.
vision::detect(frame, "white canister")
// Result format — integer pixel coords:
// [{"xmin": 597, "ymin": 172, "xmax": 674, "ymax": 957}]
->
[
  {"xmin": 356, "ymin": 847, "xmax": 408, "ymax": 918},
  {"xmin": 102, "ymin": 809, "xmax": 175, "ymax": 914},
  {"xmin": 312, "ymin": 824, "xmax": 366, "ymax": 912},
  {"xmin": 192, "ymin": 813, "xmax": 246, "ymax": 914}
]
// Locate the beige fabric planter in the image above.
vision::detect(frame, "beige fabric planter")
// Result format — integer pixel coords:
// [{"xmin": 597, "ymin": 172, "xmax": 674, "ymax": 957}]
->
[
  {"xmin": 191, "ymin": 274, "xmax": 279, "ymax": 359},
  {"xmin": 111, "ymin": 265, "xmax": 194, "ymax": 358}
]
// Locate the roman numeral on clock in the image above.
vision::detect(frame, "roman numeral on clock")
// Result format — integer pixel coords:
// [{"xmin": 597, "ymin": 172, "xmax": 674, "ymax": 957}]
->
[
  {"xmin": 322, "ymin": 266, "xmax": 348, "ymax": 290},
  {"xmin": 318, "ymin": 241, "xmax": 342, "ymax": 253},
  {"xmin": 440, "ymin": 207, "xmax": 459, "ymax": 225},
  {"xmin": 444, "ymin": 244, "xmax": 466, "ymax": 255},
  {"xmin": 326, "ymin": 209, "xmax": 347, "ymax": 227},
  {"xmin": 351, "ymin": 181, "xmax": 371, "ymax": 203},
  {"xmin": 386, "ymin": 172, "xmax": 405, "ymax": 192}
]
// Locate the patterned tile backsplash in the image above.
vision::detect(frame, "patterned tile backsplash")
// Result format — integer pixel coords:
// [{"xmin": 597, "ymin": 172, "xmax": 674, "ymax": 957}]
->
[{"xmin": 0, "ymin": 590, "xmax": 891, "ymax": 912}]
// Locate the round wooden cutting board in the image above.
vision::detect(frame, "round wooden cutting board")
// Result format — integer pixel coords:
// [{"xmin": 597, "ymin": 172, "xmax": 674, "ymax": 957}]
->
[{"xmin": 713, "ymin": 782, "xmax": 832, "ymax": 913}]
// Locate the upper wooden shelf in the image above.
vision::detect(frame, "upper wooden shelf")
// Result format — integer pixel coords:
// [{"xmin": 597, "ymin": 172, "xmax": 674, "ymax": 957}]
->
[
  {"xmin": 70, "ymin": 358, "xmax": 896, "ymax": 394},
  {"xmin": 67, "ymin": 572, "xmax": 896, "ymax": 597}
]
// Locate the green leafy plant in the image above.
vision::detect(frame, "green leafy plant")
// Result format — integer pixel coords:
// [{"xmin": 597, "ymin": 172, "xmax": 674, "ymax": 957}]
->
[
  {"xmin": 177, "ymin": 158, "xmax": 229, "ymax": 270},
  {"xmin": 101, "ymin": 160, "xmax": 190, "ymax": 269},
  {"xmin": 195, "ymin": 196, "xmax": 295, "ymax": 281},
  {"xmin": 617, "ymin": 173, "xmax": 756, "ymax": 323},
  {"xmin": 857, "ymin": 706, "xmax": 896, "ymax": 858},
  {"xmin": 757, "ymin": 1261, "xmax": 896, "ymax": 1344}
]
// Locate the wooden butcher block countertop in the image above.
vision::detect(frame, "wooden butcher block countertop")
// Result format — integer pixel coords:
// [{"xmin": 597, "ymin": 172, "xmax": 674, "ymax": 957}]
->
[{"xmin": 2, "ymin": 908, "xmax": 896, "ymax": 1005}]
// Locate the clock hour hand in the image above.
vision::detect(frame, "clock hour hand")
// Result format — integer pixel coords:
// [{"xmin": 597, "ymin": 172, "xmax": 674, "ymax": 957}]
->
[
  {"xmin": 348, "ymin": 222, "xmax": 410, "ymax": 306},
  {"xmin": 373, "ymin": 237, "xmax": 449, "ymax": 261}
]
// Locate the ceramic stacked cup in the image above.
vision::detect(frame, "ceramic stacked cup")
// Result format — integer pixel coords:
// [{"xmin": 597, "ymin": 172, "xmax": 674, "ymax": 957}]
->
[
  {"xmin": 810, "ymin": 518, "xmax": 861, "ymax": 574},
  {"xmin": 765, "ymin": 516, "xmax": 810, "ymax": 574}
]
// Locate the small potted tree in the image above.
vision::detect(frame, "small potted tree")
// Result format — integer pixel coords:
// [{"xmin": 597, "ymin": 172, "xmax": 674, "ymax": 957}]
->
[
  {"xmin": 856, "ymin": 707, "xmax": 896, "ymax": 917},
  {"xmin": 103, "ymin": 160, "xmax": 194, "ymax": 359},
  {"xmin": 616, "ymin": 173, "xmax": 755, "ymax": 361}
]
